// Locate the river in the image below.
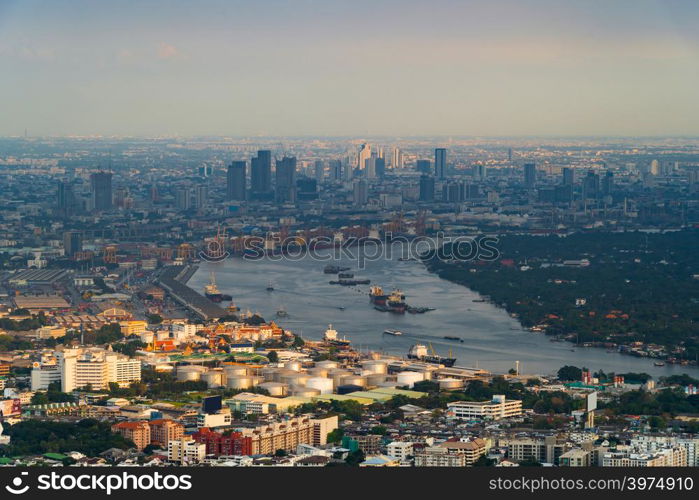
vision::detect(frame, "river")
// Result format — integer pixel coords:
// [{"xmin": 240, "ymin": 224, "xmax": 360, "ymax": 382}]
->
[{"xmin": 188, "ymin": 248, "xmax": 694, "ymax": 378}]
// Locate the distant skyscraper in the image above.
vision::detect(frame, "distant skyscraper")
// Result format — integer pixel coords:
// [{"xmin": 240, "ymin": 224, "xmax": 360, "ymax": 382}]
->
[
  {"xmin": 251, "ymin": 150, "xmax": 272, "ymax": 198},
  {"xmin": 195, "ymin": 185, "xmax": 209, "ymax": 209},
  {"xmin": 391, "ymin": 147, "xmax": 404, "ymax": 169},
  {"xmin": 226, "ymin": 161, "xmax": 246, "ymax": 201},
  {"xmin": 562, "ymin": 167, "xmax": 575, "ymax": 186},
  {"xmin": 523, "ymin": 163, "xmax": 537, "ymax": 188},
  {"xmin": 473, "ymin": 164, "xmax": 487, "ymax": 180},
  {"xmin": 90, "ymin": 172, "xmax": 113, "ymax": 211},
  {"xmin": 582, "ymin": 170, "xmax": 600, "ymax": 199},
  {"xmin": 416, "ymin": 159, "xmax": 431, "ymax": 174},
  {"xmin": 63, "ymin": 230, "xmax": 82, "ymax": 257},
  {"xmin": 650, "ymin": 159, "xmax": 660, "ymax": 176},
  {"xmin": 601, "ymin": 170, "xmax": 614, "ymax": 196},
  {"xmin": 56, "ymin": 180, "xmax": 75, "ymax": 217},
  {"xmin": 198, "ymin": 164, "xmax": 213, "ymax": 178},
  {"xmin": 508, "ymin": 148, "xmax": 513, "ymax": 162},
  {"xmin": 353, "ymin": 179, "xmax": 368, "ymax": 206},
  {"xmin": 435, "ymin": 148, "xmax": 447, "ymax": 179},
  {"xmin": 375, "ymin": 156, "xmax": 386, "ymax": 178},
  {"xmin": 365, "ymin": 154, "xmax": 377, "ymax": 179},
  {"xmin": 329, "ymin": 159, "xmax": 343, "ymax": 181},
  {"xmin": 419, "ymin": 175, "xmax": 435, "ymax": 202},
  {"xmin": 275, "ymin": 156, "xmax": 297, "ymax": 203},
  {"xmin": 314, "ymin": 160, "xmax": 324, "ymax": 183},
  {"xmin": 357, "ymin": 144, "xmax": 372, "ymax": 172},
  {"xmin": 175, "ymin": 187, "xmax": 191, "ymax": 210}
]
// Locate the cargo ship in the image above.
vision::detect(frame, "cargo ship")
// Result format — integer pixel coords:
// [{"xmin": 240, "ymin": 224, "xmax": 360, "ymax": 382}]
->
[
  {"xmin": 324, "ymin": 265, "xmax": 350, "ymax": 274},
  {"xmin": 329, "ymin": 278, "xmax": 370, "ymax": 286},
  {"xmin": 386, "ymin": 289, "xmax": 407, "ymax": 314},
  {"xmin": 369, "ymin": 285, "xmax": 388, "ymax": 306},
  {"xmin": 383, "ymin": 329, "xmax": 403, "ymax": 336},
  {"xmin": 407, "ymin": 344, "xmax": 456, "ymax": 367},
  {"xmin": 204, "ymin": 272, "xmax": 232, "ymax": 302},
  {"xmin": 323, "ymin": 324, "xmax": 351, "ymax": 347}
]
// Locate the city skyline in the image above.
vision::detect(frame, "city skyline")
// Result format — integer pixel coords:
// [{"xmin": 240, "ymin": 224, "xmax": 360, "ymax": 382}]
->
[{"xmin": 2, "ymin": 0, "xmax": 699, "ymax": 137}]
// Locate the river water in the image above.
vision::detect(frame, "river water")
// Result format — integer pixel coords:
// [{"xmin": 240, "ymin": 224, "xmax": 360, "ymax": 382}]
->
[{"xmin": 188, "ymin": 248, "xmax": 693, "ymax": 378}]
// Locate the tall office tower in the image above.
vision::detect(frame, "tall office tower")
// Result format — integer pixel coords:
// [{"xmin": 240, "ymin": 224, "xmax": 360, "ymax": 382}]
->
[
  {"xmin": 523, "ymin": 163, "xmax": 537, "ymax": 188},
  {"xmin": 435, "ymin": 148, "xmax": 447, "ymax": 179},
  {"xmin": 416, "ymin": 159, "xmax": 431, "ymax": 174},
  {"xmin": 378, "ymin": 146, "xmax": 385, "ymax": 159},
  {"xmin": 601, "ymin": 170, "xmax": 614, "ymax": 196},
  {"xmin": 650, "ymin": 159, "xmax": 660, "ymax": 176},
  {"xmin": 352, "ymin": 179, "xmax": 368, "ymax": 206},
  {"xmin": 251, "ymin": 150, "xmax": 272, "ymax": 197},
  {"xmin": 56, "ymin": 180, "xmax": 75, "ymax": 217},
  {"xmin": 195, "ymin": 185, "xmax": 209, "ymax": 209},
  {"xmin": 442, "ymin": 181, "xmax": 464, "ymax": 203},
  {"xmin": 391, "ymin": 147, "xmax": 404, "ymax": 169},
  {"xmin": 582, "ymin": 170, "xmax": 600, "ymax": 199},
  {"xmin": 329, "ymin": 159, "xmax": 343, "ymax": 181},
  {"xmin": 90, "ymin": 171, "xmax": 113, "ymax": 211},
  {"xmin": 688, "ymin": 166, "xmax": 699, "ymax": 187},
  {"xmin": 562, "ymin": 167, "xmax": 575, "ymax": 186},
  {"xmin": 198, "ymin": 164, "xmax": 213, "ymax": 178},
  {"xmin": 63, "ymin": 230, "xmax": 82, "ymax": 257},
  {"xmin": 175, "ymin": 187, "xmax": 191, "ymax": 210},
  {"xmin": 275, "ymin": 156, "xmax": 297, "ymax": 203},
  {"xmin": 508, "ymin": 148, "xmax": 513, "ymax": 162},
  {"xmin": 472, "ymin": 164, "xmax": 487, "ymax": 180},
  {"xmin": 314, "ymin": 160, "xmax": 324, "ymax": 183},
  {"xmin": 375, "ymin": 156, "xmax": 386, "ymax": 178},
  {"xmin": 419, "ymin": 175, "xmax": 435, "ymax": 202},
  {"xmin": 357, "ymin": 143, "xmax": 372, "ymax": 172},
  {"xmin": 226, "ymin": 161, "xmax": 246, "ymax": 201},
  {"xmin": 365, "ymin": 154, "xmax": 377, "ymax": 179}
]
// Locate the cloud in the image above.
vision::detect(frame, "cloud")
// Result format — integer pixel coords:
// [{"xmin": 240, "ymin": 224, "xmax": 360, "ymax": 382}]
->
[{"xmin": 156, "ymin": 42, "xmax": 180, "ymax": 60}]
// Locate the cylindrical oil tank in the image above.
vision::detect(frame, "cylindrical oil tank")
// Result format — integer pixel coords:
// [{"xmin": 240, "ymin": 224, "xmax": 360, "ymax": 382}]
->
[
  {"xmin": 290, "ymin": 386, "xmax": 320, "ymax": 397},
  {"xmin": 281, "ymin": 373, "xmax": 310, "ymax": 387},
  {"xmin": 438, "ymin": 378, "xmax": 464, "ymax": 390},
  {"xmin": 271, "ymin": 368, "xmax": 295, "ymax": 383},
  {"xmin": 305, "ymin": 377, "xmax": 334, "ymax": 394},
  {"xmin": 340, "ymin": 375, "xmax": 366, "ymax": 388},
  {"xmin": 361, "ymin": 360, "xmax": 388, "ymax": 374},
  {"xmin": 284, "ymin": 360, "xmax": 302, "ymax": 372},
  {"xmin": 260, "ymin": 367, "xmax": 278, "ymax": 381},
  {"xmin": 224, "ymin": 365, "xmax": 249, "ymax": 377},
  {"xmin": 259, "ymin": 382, "xmax": 288, "ymax": 397},
  {"xmin": 315, "ymin": 360, "xmax": 338, "ymax": 370},
  {"xmin": 397, "ymin": 371, "xmax": 424, "ymax": 388},
  {"xmin": 308, "ymin": 367, "xmax": 329, "ymax": 378},
  {"xmin": 226, "ymin": 376, "xmax": 255, "ymax": 390},
  {"xmin": 328, "ymin": 369, "xmax": 351, "ymax": 389},
  {"xmin": 337, "ymin": 384, "xmax": 363, "ymax": 395},
  {"xmin": 176, "ymin": 365, "xmax": 206, "ymax": 382},
  {"xmin": 202, "ymin": 369, "xmax": 224, "ymax": 387},
  {"xmin": 365, "ymin": 373, "xmax": 387, "ymax": 386}
]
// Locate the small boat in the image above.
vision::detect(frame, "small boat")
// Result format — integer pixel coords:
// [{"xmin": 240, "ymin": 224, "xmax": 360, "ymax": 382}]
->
[
  {"xmin": 383, "ymin": 329, "xmax": 403, "ymax": 336},
  {"xmin": 337, "ymin": 306, "xmax": 346, "ymax": 311},
  {"xmin": 444, "ymin": 336, "xmax": 463, "ymax": 342},
  {"xmin": 653, "ymin": 361, "xmax": 665, "ymax": 367},
  {"xmin": 266, "ymin": 281, "xmax": 275, "ymax": 291},
  {"xmin": 276, "ymin": 307, "xmax": 288, "ymax": 317}
]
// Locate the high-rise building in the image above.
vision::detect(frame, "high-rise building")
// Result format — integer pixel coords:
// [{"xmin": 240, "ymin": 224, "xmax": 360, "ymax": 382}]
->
[
  {"xmin": 375, "ymin": 156, "xmax": 386, "ymax": 178},
  {"xmin": 583, "ymin": 170, "xmax": 600, "ymax": 199},
  {"xmin": 251, "ymin": 150, "xmax": 272, "ymax": 198},
  {"xmin": 416, "ymin": 159, "xmax": 431, "ymax": 174},
  {"xmin": 353, "ymin": 179, "xmax": 368, "ymax": 206},
  {"xmin": 111, "ymin": 422, "xmax": 151, "ymax": 450},
  {"xmin": 56, "ymin": 180, "xmax": 76, "ymax": 217},
  {"xmin": 391, "ymin": 147, "xmax": 404, "ymax": 169},
  {"xmin": 601, "ymin": 171, "xmax": 614, "ymax": 196},
  {"xmin": 226, "ymin": 161, "xmax": 246, "ymax": 201},
  {"xmin": 314, "ymin": 160, "xmax": 324, "ymax": 183},
  {"xmin": 473, "ymin": 164, "xmax": 487, "ymax": 180},
  {"xmin": 435, "ymin": 148, "xmax": 447, "ymax": 179},
  {"xmin": 419, "ymin": 175, "xmax": 435, "ymax": 202},
  {"xmin": 63, "ymin": 231, "xmax": 82, "ymax": 257},
  {"xmin": 90, "ymin": 172, "xmax": 113, "ymax": 211},
  {"xmin": 175, "ymin": 187, "xmax": 191, "ymax": 210},
  {"xmin": 275, "ymin": 156, "xmax": 297, "ymax": 203},
  {"xmin": 329, "ymin": 159, "xmax": 343, "ymax": 181},
  {"xmin": 194, "ymin": 185, "xmax": 208, "ymax": 209},
  {"xmin": 562, "ymin": 167, "xmax": 575, "ymax": 186},
  {"xmin": 523, "ymin": 163, "xmax": 537, "ymax": 188},
  {"xmin": 54, "ymin": 347, "xmax": 141, "ymax": 393},
  {"xmin": 364, "ymin": 154, "xmax": 377, "ymax": 179},
  {"xmin": 650, "ymin": 159, "xmax": 660, "ymax": 176},
  {"xmin": 357, "ymin": 144, "xmax": 372, "ymax": 172}
]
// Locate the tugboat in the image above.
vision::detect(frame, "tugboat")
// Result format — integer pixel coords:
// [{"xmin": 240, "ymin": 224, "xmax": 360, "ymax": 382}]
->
[
  {"xmin": 407, "ymin": 343, "xmax": 456, "ymax": 367},
  {"xmin": 323, "ymin": 324, "xmax": 351, "ymax": 347},
  {"xmin": 204, "ymin": 272, "xmax": 232, "ymax": 302},
  {"xmin": 383, "ymin": 329, "xmax": 403, "ymax": 336}
]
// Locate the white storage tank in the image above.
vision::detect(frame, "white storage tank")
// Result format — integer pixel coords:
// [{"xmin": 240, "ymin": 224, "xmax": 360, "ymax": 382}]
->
[
  {"xmin": 397, "ymin": 371, "xmax": 424, "ymax": 388},
  {"xmin": 361, "ymin": 360, "xmax": 388, "ymax": 374},
  {"xmin": 176, "ymin": 365, "xmax": 206, "ymax": 382},
  {"xmin": 316, "ymin": 360, "xmax": 338, "ymax": 370},
  {"xmin": 340, "ymin": 375, "xmax": 366, "ymax": 388},
  {"xmin": 284, "ymin": 360, "xmax": 302, "ymax": 372},
  {"xmin": 224, "ymin": 365, "xmax": 249, "ymax": 377},
  {"xmin": 202, "ymin": 369, "xmax": 225, "ymax": 387},
  {"xmin": 290, "ymin": 386, "xmax": 320, "ymax": 397},
  {"xmin": 365, "ymin": 373, "xmax": 387, "ymax": 386},
  {"xmin": 308, "ymin": 367, "xmax": 329, "ymax": 378},
  {"xmin": 438, "ymin": 378, "xmax": 463, "ymax": 390},
  {"xmin": 226, "ymin": 376, "xmax": 255, "ymax": 390},
  {"xmin": 259, "ymin": 382, "xmax": 288, "ymax": 397},
  {"xmin": 306, "ymin": 377, "xmax": 334, "ymax": 394},
  {"xmin": 260, "ymin": 367, "xmax": 278, "ymax": 381},
  {"xmin": 281, "ymin": 373, "xmax": 310, "ymax": 387},
  {"xmin": 271, "ymin": 369, "xmax": 296, "ymax": 383}
]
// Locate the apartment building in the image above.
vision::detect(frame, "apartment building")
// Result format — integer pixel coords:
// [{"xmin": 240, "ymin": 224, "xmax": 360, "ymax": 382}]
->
[
  {"xmin": 559, "ymin": 448, "xmax": 592, "ymax": 467},
  {"xmin": 387, "ymin": 441, "xmax": 414, "ymax": 464},
  {"xmin": 192, "ymin": 427, "xmax": 253, "ymax": 456},
  {"xmin": 447, "ymin": 395, "xmax": 522, "ymax": 421},
  {"xmin": 506, "ymin": 436, "xmax": 569, "ymax": 465},
  {"xmin": 148, "ymin": 419, "xmax": 184, "ymax": 446},
  {"xmin": 168, "ymin": 437, "xmax": 207, "ymax": 464},
  {"xmin": 415, "ymin": 438, "xmax": 487, "ymax": 467},
  {"xmin": 111, "ymin": 421, "xmax": 151, "ymax": 450},
  {"xmin": 602, "ymin": 447, "xmax": 688, "ymax": 467},
  {"xmin": 240, "ymin": 416, "xmax": 338, "ymax": 455}
]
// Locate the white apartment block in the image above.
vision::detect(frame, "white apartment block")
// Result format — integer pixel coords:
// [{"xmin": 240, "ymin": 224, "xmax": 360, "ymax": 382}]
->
[
  {"xmin": 447, "ymin": 395, "xmax": 522, "ymax": 421},
  {"xmin": 602, "ymin": 446, "xmax": 687, "ymax": 467},
  {"xmin": 168, "ymin": 437, "xmax": 206, "ymax": 464},
  {"xmin": 387, "ymin": 441, "xmax": 414, "ymax": 464}
]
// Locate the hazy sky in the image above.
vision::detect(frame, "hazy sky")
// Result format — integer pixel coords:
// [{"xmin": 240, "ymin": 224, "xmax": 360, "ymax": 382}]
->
[{"xmin": 1, "ymin": 0, "xmax": 699, "ymax": 137}]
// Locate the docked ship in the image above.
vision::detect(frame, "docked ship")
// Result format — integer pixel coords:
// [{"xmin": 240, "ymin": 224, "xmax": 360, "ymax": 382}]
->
[
  {"xmin": 204, "ymin": 272, "xmax": 232, "ymax": 302},
  {"xmin": 369, "ymin": 285, "xmax": 388, "ymax": 306},
  {"xmin": 383, "ymin": 329, "xmax": 403, "ymax": 336},
  {"xmin": 323, "ymin": 324, "xmax": 351, "ymax": 347},
  {"xmin": 407, "ymin": 344, "xmax": 456, "ymax": 367}
]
